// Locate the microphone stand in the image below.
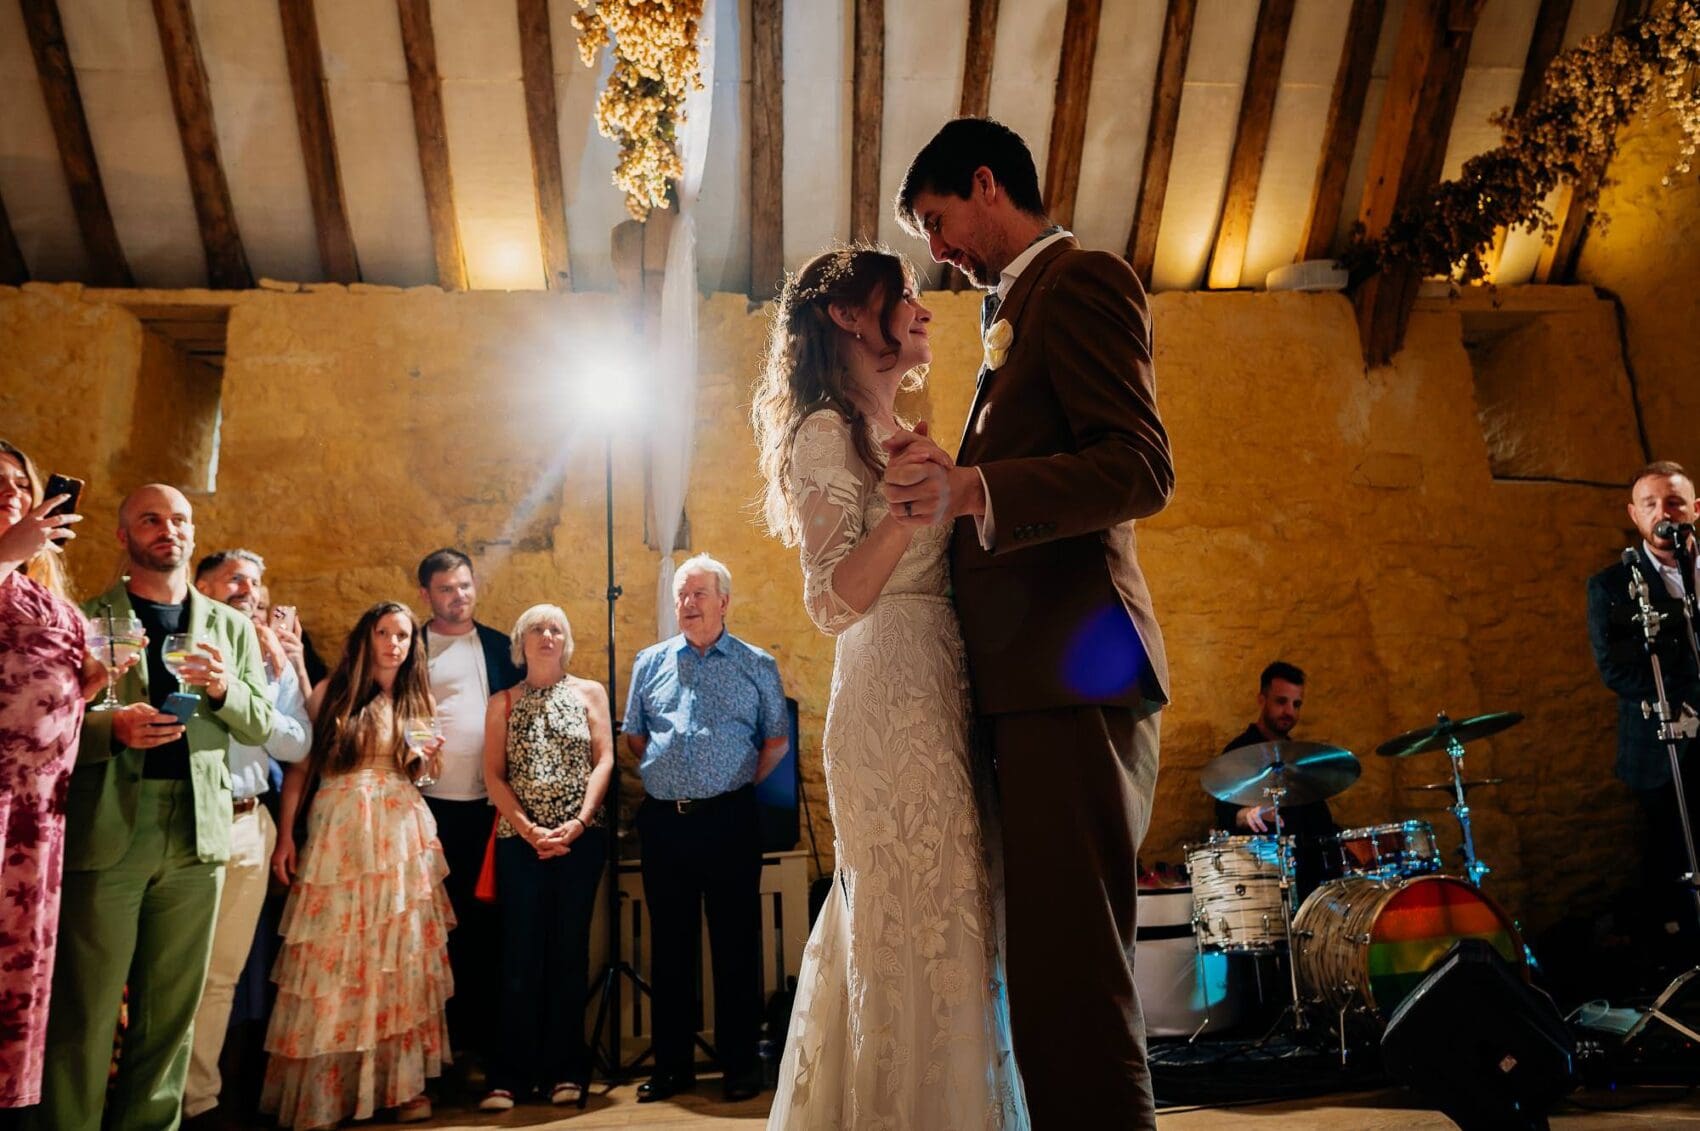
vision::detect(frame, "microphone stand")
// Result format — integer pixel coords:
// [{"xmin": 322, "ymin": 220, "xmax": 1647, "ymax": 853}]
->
[{"xmin": 1622, "ymin": 547, "xmax": 1700, "ymax": 935}]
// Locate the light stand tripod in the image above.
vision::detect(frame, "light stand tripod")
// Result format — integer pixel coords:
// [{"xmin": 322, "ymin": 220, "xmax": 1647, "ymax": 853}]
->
[{"xmin": 582, "ymin": 437, "xmax": 652, "ymax": 1098}]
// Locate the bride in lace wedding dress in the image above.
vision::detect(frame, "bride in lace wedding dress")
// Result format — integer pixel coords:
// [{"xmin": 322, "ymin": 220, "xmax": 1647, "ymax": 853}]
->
[{"xmin": 753, "ymin": 246, "xmax": 1028, "ymax": 1130}]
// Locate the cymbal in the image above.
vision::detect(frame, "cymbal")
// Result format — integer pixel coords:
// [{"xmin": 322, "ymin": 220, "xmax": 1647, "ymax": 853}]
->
[
  {"xmin": 1201, "ymin": 740, "xmax": 1362, "ymax": 808},
  {"xmin": 1405, "ymin": 778, "xmax": 1505, "ymax": 793},
  {"xmin": 1375, "ymin": 711, "xmax": 1524, "ymax": 758}
]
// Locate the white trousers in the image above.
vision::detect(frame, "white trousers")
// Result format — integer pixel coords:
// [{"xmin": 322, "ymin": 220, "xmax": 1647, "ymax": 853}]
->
[{"xmin": 183, "ymin": 803, "xmax": 275, "ymax": 1117}]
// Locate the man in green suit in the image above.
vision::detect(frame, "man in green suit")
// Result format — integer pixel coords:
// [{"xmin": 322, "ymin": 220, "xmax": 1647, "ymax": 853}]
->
[{"xmin": 28, "ymin": 484, "xmax": 273, "ymax": 1131}]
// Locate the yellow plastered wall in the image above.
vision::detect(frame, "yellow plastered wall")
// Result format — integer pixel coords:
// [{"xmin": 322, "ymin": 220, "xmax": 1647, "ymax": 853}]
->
[{"xmin": 0, "ymin": 278, "xmax": 1655, "ymax": 934}]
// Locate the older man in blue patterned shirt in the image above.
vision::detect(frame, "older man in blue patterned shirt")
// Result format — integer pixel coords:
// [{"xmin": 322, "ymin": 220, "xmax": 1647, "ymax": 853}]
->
[{"xmin": 624, "ymin": 553, "xmax": 789, "ymax": 1104}]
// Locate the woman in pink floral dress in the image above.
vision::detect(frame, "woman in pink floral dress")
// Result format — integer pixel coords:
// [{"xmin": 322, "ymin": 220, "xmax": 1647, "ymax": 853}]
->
[
  {"xmin": 261, "ymin": 601, "xmax": 453, "ymax": 1128},
  {"xmin": 0, "ymin": 439, "xmax": 103, "ymax": 1110}
]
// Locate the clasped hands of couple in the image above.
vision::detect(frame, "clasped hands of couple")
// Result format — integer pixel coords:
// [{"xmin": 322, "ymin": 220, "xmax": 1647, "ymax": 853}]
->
[{"xmin": 880, "ymin": 422, "xmax": 984, "ymax": 527}]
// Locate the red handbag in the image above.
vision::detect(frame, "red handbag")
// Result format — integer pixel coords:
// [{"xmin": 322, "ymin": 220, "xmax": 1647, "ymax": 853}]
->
[
  {"xmin": 474, "ymin": 819, "xmax": 498, "ymax": 903},
  {"xmin": 474, "ymin": 688, "xmax": 515, "ymax": 904}
]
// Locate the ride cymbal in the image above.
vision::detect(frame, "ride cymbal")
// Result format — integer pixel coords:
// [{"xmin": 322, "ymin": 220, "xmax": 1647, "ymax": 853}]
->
[{"xmin": 1375, "ymin": 711, "xmax": 1524, "ymax": 758}]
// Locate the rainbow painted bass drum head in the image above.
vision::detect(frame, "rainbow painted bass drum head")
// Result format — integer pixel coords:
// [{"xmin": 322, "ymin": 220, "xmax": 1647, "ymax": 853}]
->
[{"xmin": 1294, "ymin": 875, "xmax": 1524, "ymax": 1017}]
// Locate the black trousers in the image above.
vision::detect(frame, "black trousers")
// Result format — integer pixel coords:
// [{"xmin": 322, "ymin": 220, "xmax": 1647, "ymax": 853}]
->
[
  {"xmin": 424, "ymin": 796, "xmax": 500, "ymax": 1062},
  {"xmin": 636, "ymin": 786, "xmax": 763, "ymax": 1078},
  {"xmin": 492, "ymin": 828, "xmax": 607, "ymax": 1094},
  {"xmin": 1636, "ymin": 766, "xmax": 1700, "ymax": 934}
]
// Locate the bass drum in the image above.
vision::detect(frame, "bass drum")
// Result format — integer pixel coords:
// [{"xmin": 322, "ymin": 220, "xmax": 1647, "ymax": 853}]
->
[{"xmin": 1294, "ymin": 875, "xmax": 1524, "ymax": 1017}]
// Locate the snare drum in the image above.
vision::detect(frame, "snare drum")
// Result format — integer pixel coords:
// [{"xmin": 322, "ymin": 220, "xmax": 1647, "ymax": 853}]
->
[
  {"xmin": 1293, "ymin": 875, "xmax": 1524, "ymax": 1016},
  {"xmin": 1186, "ymin": 833, "xmax": 1292, "ymax": 952},
  {"xmin": 1330, "ymin": 820, "xmax": 1440, "ymax": 880}
]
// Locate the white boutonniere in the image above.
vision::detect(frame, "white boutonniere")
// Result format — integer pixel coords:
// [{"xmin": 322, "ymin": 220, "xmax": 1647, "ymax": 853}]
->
[{"xmin": 983, "ymin": 318, "xmax": 1014, "ymax": 371}]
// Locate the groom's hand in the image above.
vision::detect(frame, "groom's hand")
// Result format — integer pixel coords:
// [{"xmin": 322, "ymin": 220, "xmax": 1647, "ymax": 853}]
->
[{"xmin": 882, "ymin": 423, "xmax": 984, "ymax": 526}]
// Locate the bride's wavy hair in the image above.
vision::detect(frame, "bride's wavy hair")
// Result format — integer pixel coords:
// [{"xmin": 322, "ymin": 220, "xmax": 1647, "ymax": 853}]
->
[{"xmin": 752, "ymin": 243, "xmax": 925, "ymax": 545}]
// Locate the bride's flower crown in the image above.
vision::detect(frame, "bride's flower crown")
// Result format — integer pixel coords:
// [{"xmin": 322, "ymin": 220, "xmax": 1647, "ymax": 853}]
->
[{"xmin": 787, "ymin": 248, "xmax": 859, "ymax": 304}]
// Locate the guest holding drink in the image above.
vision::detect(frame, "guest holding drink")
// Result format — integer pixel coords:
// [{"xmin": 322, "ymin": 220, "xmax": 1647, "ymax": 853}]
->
[
  {"xmin": 477, "ymin": 604, "xmax": 613, "ymax": 1111},
  {"xmin": 262, "ymin": 602, "xmax": 454, "ymax": 1129},
  {"xmin": 29, "ymin": 484, "xmax": 274, "ymax": 1131},
  {"xmin": 0, "ymin": 440, "xmax": 105, "ymax": 1111}
]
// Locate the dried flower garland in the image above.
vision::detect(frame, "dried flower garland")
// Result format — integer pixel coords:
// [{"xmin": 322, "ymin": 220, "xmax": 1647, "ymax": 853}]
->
[
  {"xmin": 574, "ymin": 0, "xmax": 706, "ymax": 221},
  {"xmin": 1346, "ymin": 0, "xmax": 1700, "ymax": 284}
]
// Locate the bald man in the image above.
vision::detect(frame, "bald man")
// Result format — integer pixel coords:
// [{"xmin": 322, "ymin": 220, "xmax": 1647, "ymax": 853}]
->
[{"xmin": 28, "ymin": 485, "xmax": 273, "ymax": 1131}]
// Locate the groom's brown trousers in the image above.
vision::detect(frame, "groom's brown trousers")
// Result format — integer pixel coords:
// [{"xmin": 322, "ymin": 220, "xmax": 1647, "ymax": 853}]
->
[{"xmin": 989, "ymin": 702, "xmax": 1162, "ymax": 1130}]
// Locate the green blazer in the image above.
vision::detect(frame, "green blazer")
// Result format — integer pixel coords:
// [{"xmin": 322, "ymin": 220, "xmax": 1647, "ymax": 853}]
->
[{"xmin": 69, "ymin": 581, "xmax": 275, "ymax": 870}]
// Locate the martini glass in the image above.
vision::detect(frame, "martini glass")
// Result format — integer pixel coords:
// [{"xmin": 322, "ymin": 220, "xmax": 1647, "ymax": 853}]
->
[
  {"xmin": 86, "ymin": 613, "xmax": 145, "ymax": 712},
  {"xmin": 403, "ymin": 717, "xmax": 442, "ymax": 788}
]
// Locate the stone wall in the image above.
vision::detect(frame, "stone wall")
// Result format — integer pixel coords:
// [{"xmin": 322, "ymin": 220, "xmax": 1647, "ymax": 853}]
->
[{"xmin": 0, "ymin": 275, "xmax": 1662, "ymax": 935}]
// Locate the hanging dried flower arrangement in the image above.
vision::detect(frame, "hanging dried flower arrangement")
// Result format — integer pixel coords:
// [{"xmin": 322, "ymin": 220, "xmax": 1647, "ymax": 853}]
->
[
  {"xmin": 574, "ymin": 0, "xmax": 707, "ymax": 221},
  {"xmin": 1346, "ymin": 0, "xmax": 1700, "ymax": 284}
]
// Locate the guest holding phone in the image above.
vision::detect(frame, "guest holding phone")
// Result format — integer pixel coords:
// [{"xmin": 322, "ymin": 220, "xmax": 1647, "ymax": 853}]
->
[
  {"xmin": 28, "ymin": 484, "xmax": 273, "ymax": 1131},
  {"xmin": 477, "ymin": 605, "xmax": 613, "ymax": 1111},
  {"xmin": 0, "ymin": 441, "xmax": 110, "ymax": 1112},
  {"xmin": 262, "ymin": 602, "xmax": 454, "ymax": 1129}
]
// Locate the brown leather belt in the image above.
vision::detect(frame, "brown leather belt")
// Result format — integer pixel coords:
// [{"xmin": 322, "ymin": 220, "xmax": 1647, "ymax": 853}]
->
[{"xmin": 232, "ymin": 796, "xmax": 259, "ymax": 814}]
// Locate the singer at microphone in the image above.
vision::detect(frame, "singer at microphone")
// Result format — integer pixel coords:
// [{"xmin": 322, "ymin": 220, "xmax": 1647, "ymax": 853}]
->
[{"xmin": 1586, "ymin": 460, "xmax": 1700, "ymax": 943}]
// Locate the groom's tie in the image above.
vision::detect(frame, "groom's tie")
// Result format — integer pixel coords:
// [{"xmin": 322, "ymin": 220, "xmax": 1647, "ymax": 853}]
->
[{"xmin": 980, "ymin": 291, "xmax": 1000, "ymax": 336}]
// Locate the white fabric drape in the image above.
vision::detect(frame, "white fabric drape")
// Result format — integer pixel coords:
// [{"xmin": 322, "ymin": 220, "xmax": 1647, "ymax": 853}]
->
[{"xmin": 651, "ymin": 0, "xmax": 717, "ymax": 639}]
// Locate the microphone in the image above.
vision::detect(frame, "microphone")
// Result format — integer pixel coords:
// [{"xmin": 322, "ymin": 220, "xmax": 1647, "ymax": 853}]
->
[{"xmin": 1654, "ymin": 520, "xmax": 1694, "ymax": 547}]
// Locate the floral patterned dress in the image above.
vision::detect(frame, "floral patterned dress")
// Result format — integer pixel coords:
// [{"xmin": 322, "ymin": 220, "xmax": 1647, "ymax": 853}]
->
[
  {"xmin": 768, "ymin": 411, "xmax": 1028, "ymax": 1130},
  {"xmin": 260, "ymin": 700, "xmax": 455, "ymax": 1129},
  {"xmin": 0, "ymin": 572, "xmax": 86, "ymax": 1108}
]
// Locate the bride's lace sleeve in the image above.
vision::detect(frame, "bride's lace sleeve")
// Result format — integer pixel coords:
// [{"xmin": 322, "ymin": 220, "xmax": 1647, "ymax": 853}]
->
[{"xmin": 790, "ymin": 411, "xmax": 873, "ymax": 636}]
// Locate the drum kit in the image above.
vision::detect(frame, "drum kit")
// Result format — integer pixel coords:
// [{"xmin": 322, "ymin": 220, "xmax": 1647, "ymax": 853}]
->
[{"xmin": 1174, "ymin": 710, "xmax": 1527, "ymax": 1049}]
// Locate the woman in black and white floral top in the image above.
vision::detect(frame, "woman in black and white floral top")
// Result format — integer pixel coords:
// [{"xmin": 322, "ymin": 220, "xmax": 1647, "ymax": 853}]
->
[{"xmin": 478, "ymin": 604, "xmax": 613, "ymax": 1112}]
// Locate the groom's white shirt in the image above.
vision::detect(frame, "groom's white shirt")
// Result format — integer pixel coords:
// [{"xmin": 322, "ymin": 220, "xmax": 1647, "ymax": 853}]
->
[{"xmin": 972, "ymin": 228, "xmax": 1074, "ymax": 549}]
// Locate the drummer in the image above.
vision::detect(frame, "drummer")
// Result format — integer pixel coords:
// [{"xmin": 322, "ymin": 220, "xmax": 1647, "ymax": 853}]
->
[{"xmin": 1213, "ymin": 661, "xmax": 1340, "ymax": 901}]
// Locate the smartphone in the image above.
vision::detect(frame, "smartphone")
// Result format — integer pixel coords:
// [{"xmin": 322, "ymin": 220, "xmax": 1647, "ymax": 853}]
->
[
  {"xmin": 43, "ymin": 473, "xmax": 85, "ymax": 518},
  {"xmin": 272, "ymin": 605, "xmax": 298, "ymax": 633},
  {"xmin": 157, "ymin": 691, "xmax": 199, "ymax": 726}
]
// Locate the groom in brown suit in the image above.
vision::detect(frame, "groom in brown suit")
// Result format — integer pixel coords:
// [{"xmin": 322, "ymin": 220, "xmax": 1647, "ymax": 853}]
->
[{"xmin": 884, "ymin": 118, "xmax": 1173, "ymax": 1128}]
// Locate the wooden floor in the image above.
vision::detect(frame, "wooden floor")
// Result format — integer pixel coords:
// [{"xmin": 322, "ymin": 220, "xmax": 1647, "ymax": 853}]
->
[{"xmin": 406, "ymin": 1082, "xmax": 1700, "ymax": 1128}]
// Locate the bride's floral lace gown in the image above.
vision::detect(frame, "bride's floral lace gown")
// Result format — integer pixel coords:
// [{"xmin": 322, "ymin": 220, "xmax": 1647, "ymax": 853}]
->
[{"xmin": 768, "ymin": 410, "xmax": 1027, "ymax": 1130}]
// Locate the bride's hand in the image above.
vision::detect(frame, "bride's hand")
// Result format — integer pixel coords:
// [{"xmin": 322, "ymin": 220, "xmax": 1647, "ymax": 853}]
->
[{"xmin": 883, "ymin": 421, "xmax": 954, "ymax": 471}]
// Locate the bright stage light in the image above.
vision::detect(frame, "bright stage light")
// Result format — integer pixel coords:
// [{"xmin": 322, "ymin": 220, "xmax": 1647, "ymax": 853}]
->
[{"xmin": 562, "ymin": 340, "xmax": 650, "ymax": 433}]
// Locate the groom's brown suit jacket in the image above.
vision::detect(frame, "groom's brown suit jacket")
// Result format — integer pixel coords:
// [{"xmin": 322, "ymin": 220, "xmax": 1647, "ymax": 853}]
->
[{"xmin": 951, "ymin": 236, "xmax": 1172, "ymax": 715}]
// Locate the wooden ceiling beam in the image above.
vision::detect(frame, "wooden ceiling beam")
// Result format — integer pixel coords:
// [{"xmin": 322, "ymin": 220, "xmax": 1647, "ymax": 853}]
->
[
  {"xmin": 19, "ymin": 0, "xmax": 132, "ymax": 287},
  {"xmin": 1043, "ymin": 0, "xmax": 1102, "ymax": 231},
  {"xmin": 1481, "ymin": 0, "xmax": 1571, "ymax": 279},
  {"xmin": 517, "ymin": 0, "xmax": 570, "ymax": 289},
  {"xmin": 1127, "ymin": 0, "xmax": 1197, "ymax": 287},
  {"xmin": 1297, "ymin": 0, "xmax": 1385, "ymax": 262},
  {"xmin": 850, "ymin": 0, "xmax": 884, "ymax": 242},
  {"xmin": 152, "ymin": 0, "xmax": 253, "ymax": 289},
  {"xmin": 1206, "ymin": 0, "xmax": 1296, "ymax": 289},
  {"xmin": 0, "ymin": 193, "xmax": 26, "ymax": 285},
  {"xmin": 1535, "ymin": 0, "xmax": 1648, "ymax": 284},
  {"xmin": 279, "ymin": 0, "xmax": 359, "ymax": 284},
  {"xmin": 947, "ymin": 0, "xmax": 1001, "ymax": 290},
  {"xmin": 960, "ymin": 0, "xmax": 999, "ymax": 118},
  {"xmin": 750, "ymin": 0, "xmax": 783, "ymax": 299},
  {"xmin": 397, "ymin": 0, "xmax": 468, "ymax": 290},
  {"xmin": 1353, "ymin": 0, "xmax": 1488, "ymax": 365}
]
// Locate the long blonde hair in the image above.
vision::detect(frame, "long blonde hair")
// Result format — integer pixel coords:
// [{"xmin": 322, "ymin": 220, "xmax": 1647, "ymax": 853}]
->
[
  {"xmin": 751, "ymin": 244, "xmax": 924, "ymax": 545},
  {"xmin": 0, "ymin": 439, "xmax": 73, "ymax": 601}
]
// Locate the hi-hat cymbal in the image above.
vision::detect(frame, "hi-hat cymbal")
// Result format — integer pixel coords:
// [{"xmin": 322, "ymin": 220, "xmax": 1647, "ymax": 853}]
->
[
  {"xmin": 1201, "ymin": 740, "xmax": 1362, "ymax": 808},
  {"xmin": 1375, "ymin": 711, "xmax": 1524, "ymax": 758},
  {"xmin": 1405, "ymin": 778, "xmax": 1505, "ymax": 793}
]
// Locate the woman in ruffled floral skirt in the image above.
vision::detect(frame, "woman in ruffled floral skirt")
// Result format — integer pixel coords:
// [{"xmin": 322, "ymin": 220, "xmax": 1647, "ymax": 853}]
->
[{"xmin": 262, "ymin": 601, "xmax": 453, "ymax": 1129}]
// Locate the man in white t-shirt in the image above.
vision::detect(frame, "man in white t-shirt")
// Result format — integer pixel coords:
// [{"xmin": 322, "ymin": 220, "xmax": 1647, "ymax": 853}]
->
[{"xmin": 416, "ymin": 548, "xmax": 522, "ymax": 1082}]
